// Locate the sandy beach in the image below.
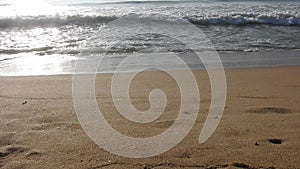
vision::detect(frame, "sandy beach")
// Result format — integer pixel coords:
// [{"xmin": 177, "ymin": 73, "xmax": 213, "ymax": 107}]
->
[{"xmin": 0, "ymin": 66, "xmax": 299, "ymax": 168}]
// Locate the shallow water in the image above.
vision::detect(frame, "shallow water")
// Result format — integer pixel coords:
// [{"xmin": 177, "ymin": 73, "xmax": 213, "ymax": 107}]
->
[{"xmin": 0, "ymin": 0, "xmax": 299, "ymax": 75}]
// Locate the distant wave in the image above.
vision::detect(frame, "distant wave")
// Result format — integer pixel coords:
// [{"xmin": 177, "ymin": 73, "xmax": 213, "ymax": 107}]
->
[
  {"xmin": 0, "ymin": 3, "xmax": 10, "ymax": 6},
  {"xmin": 187, "ymin": 14, "xmax": 300, "ymax": 26},
  {"xmin": 0, "ymin": 47, "xmax": 54, "ymax": 54},
  {"xmin": 68, "ymin": 0, "xmax": 300, "ymax": 6},
  {"xmin": 0, "ymin": 13, "xmax": 299, "ymax": 29},
  {"xmin": 0, "ymin": 15, "xmax": 118, "ymax": 29},
  {"xmin": 68, "ymin": 0, "xmax": 205, "ymax": 6}
]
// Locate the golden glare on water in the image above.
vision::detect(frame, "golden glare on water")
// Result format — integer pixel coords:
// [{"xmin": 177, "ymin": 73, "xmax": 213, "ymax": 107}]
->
[{"xmin": 11, "ymin": 0, "xmax": 55, "ymax": 16}]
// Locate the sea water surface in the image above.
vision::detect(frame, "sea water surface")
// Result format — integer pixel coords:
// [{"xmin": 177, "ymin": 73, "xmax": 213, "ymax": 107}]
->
[{"xmin": 0, "ymin": 0, "xmax": 300, "ymax": 75}]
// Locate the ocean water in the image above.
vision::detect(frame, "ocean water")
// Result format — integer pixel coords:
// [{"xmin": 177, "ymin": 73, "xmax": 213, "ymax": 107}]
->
[{"xmin": 0, "ymin": 0, "xmax": 300, "ymax": 75}]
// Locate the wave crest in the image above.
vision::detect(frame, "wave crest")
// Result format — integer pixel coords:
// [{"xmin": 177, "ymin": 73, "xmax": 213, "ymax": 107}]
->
[
  {"xmin": 187, "ymin": 13, "xmax": 300, "ymax": 26},
  {"xmin": 0, "ymin": 13, "xmax": 299, "ymax": 29}
]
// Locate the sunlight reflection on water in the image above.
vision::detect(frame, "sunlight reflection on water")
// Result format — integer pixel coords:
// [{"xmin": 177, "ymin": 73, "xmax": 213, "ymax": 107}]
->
[{"xmin": 0, "ymin": 53, "xmax": 78, "ymax": 76}]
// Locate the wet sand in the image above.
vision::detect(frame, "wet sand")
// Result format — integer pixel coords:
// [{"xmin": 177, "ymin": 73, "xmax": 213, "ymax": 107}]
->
[{"xmin": 0, "ymin": 66, "xmax": 299, "ymax": 168}]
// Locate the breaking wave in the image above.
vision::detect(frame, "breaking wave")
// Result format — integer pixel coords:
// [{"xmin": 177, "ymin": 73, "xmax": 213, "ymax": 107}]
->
[{"xmin": 0, "ymin": 13, "xmax": 299, "ymax": 29}]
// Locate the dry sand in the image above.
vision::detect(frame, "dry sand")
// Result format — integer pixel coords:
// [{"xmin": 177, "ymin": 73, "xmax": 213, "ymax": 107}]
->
[{"xmin": 0, "ymin": 66, "xmax": 299, "ymax": 168}]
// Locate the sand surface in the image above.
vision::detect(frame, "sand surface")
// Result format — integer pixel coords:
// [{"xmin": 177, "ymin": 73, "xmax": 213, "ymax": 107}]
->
[{"xmin": 0, "ymin": 66, "xmax": 299, "ymax": 168}]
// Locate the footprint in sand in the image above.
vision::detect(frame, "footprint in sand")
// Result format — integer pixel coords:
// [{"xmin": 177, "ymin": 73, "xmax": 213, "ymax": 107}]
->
[
  {"xmin": 0, "ymin": 145, "xmax": 27, "ymax": 158},
  {"xmin": 0, "ymin": 145, "xmax": 43, "ymax": 168},
  {"xmin": 268, "ymin": 138, "xmax": 283, "ymax": 145},
  {"xmin": 24, "ymin": 149, "xmax": 43, "ymax": 159},
  {"xmin": 31, "ymin": 122, "xmax": 81, "ymax": 131},
  {"xmin": 246, "ymin": 107, "xmax": 292, "ymax": 114}
]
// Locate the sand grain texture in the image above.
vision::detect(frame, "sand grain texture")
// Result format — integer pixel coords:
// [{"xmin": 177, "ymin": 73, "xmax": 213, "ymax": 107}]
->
[{"xmin": 0, "ymin": 66, "xmax": 299, "ymax": 168}]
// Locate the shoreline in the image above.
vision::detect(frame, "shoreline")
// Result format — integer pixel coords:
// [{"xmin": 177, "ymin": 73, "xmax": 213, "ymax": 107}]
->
[
  {"xmin": 0, "ymin": 65, "xmax": 299, "ymax": 78},
  {"xmin": 0, "ymin": 50, "xmax": 300, "ymax": 77}
]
